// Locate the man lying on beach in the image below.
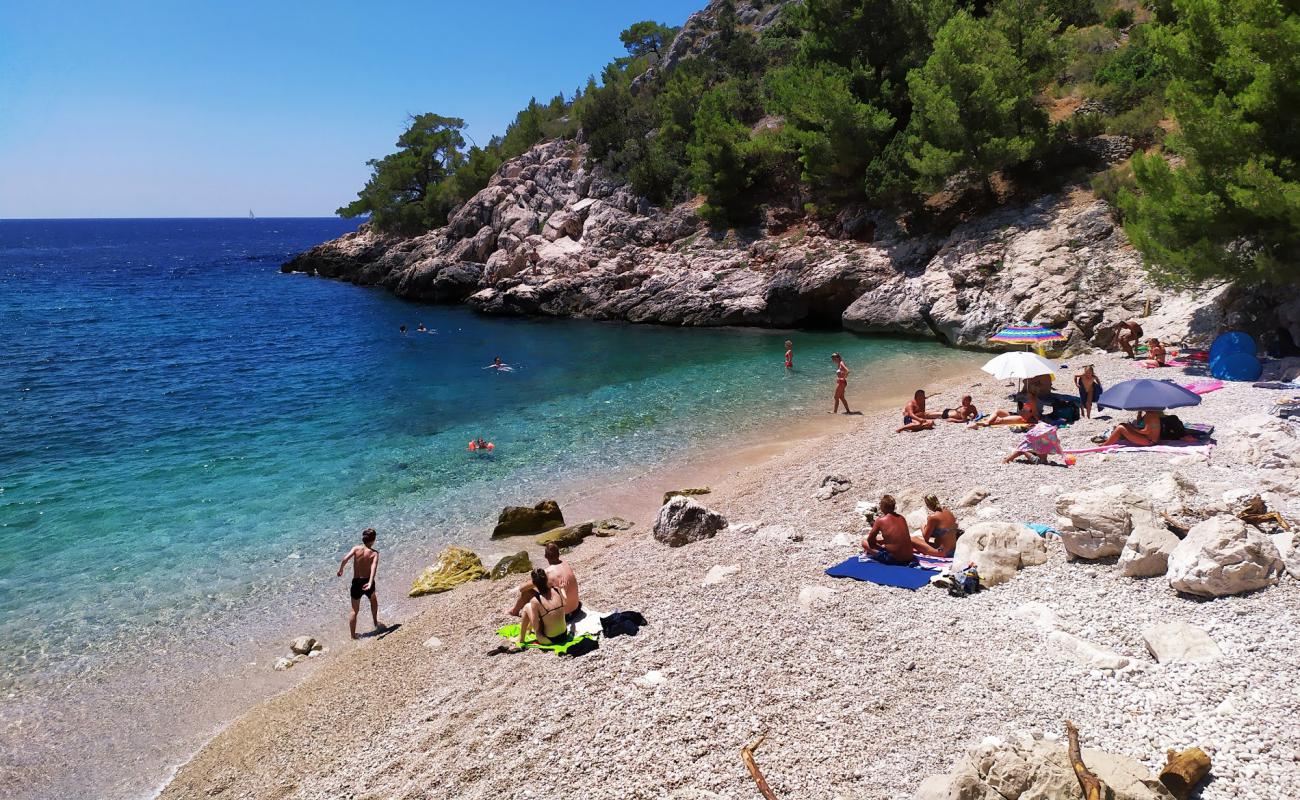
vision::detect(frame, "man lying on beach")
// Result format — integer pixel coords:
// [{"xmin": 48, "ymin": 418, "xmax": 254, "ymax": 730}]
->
[
  {"xmin": 896, "ymin": 390, "xmax": 938, "ymax": 433},
  {"xmin": 911, "ymin": 494, "xmax": 960, "ymax": 557},
  {"xmin": 861, "ymin": 495, "xmax": 917, "ymax": 565},
  {"xmin": 943, "ymin": 395, "xmax": 978, "ymax": 423},
  {"xmin": 972, "ymin": 395, "xmax": 1040, "ymax": 428},
  {"xmin": 337, "ymin": 528, "xmax": 382, "ymax": 640},
  {"xmin": 505, "ymin": 543, "xmax": 581, "ymax": 620}
]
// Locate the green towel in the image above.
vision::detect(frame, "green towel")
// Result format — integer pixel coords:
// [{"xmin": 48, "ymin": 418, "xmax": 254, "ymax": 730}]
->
[{"xmin": 496, "ymin": 624, "xmax": 594, "ymax": 655}]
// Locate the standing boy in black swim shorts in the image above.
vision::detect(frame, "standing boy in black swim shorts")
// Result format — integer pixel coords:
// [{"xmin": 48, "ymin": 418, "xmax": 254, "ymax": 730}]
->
[{"xmin": 337, "ymin": 528, "xmax": 382, "ymax": 639}]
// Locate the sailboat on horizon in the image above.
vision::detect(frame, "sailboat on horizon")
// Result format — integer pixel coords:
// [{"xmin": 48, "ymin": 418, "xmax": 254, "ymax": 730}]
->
[{"xmin": 248, "ymin": 209, "xmax": 255, "ymax": 220}]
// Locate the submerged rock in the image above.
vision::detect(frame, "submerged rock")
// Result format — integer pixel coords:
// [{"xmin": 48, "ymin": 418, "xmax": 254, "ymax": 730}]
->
[
  {"xmin": 653, "ymin": 496, "xmax": 727, "ymax": 548},
  {"xmin": 289, "ymin": 636, "xmax": 317, "ymax": 655},
  {"xmin": 409, "ymin": 545, "xmax": 489, "ymax": 597},
  {"xmin": 491, "ymin": 500, "xmax": 565, "ymax": 539},
  {"xmin": 593, "ymin": 516, "xmax": 635, "ymax": 535}
]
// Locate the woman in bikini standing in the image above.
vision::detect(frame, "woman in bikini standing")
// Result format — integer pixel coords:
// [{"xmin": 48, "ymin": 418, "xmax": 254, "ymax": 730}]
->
[{"xmin": 830, "ymin": 352, "xmax": 852, "ymax": 414}]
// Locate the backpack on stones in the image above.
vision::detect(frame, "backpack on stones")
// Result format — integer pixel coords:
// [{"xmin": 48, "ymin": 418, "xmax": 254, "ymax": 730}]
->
[{"xmin": 948, "ymin": 565, "xmax": 981, "ymax": 597}]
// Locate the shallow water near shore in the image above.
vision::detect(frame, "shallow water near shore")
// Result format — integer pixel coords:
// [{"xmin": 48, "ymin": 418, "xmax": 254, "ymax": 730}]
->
[{"xmin": 0, "ymin": 218, "xmax": 979, "ymax": 799}]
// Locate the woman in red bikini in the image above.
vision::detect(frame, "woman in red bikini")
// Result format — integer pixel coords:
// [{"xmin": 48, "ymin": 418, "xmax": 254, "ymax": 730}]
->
[
  {"xmin": 831, "ymin": 353, "xmax": 852, "ymax": 414},
  {"xmin": 784, "ymin": 340, "xmax": 794, "ymax": 370}
]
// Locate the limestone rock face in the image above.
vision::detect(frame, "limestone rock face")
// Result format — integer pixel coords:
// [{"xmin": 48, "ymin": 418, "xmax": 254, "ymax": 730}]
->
[
  {"xmin": 1118, "ymin": 522, "xmax": 1180, "ymax": 578},
  {"xmin": 535, "ymin": 522, "xmax": 595, "ymax": 548},
  {"xmin": 1056, "ymin": 484, "xmax": 1152, "ymax": 559},
  {"xmin": 1143, "ymin": 621, "xmax": 1222, "ymax": 664},
  {"xmin": 409, "ymin": 546, "xmax": 489, "ymax": 597},
  {"xmin": 1167, "ymin": 515, "xmax": 1284, "ymax": 597},
  {"xmin": 489, "ymin": 551, "xmax": 532, "ymax": 580},
  {"xmin": 283, "ymin": 136, "xmax": 1225, "ymax": 344},
  {"xmin": 491, "ymin": 500, "xmax": 564, "ymax": 539},
  {"xmin": 1219, "ymin": 414, "xmax": 1300, "ymax": 470},
  {"xmin": 950, "ymin": 522, "xmax": 1047, "ymax": 587},
  {"xmin": 652, "ymin": 496, "xmax": 727, "ymax": 548}
]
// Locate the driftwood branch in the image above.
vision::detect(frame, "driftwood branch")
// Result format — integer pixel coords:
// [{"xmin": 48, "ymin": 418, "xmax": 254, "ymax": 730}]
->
[
  {"xmin": 1161, "ymin": 512, "xmax": 1191, "ymax": 538},
  {"xmin": 1159, "ymin": 747, "xmax": 1212, "ymax": 800},
  {"xmin": 1065, "ymin": 721, "xmax": 1104, "ymax": 800},
  {"xmin": 741, "ymin": 731, "xmax": 779, "ymax": 800}
]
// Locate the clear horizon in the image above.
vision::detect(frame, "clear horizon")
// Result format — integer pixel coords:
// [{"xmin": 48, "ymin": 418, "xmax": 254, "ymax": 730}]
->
[{"xmin": 0, "ymin": 1, "xmax": 702, "ymax": 219}]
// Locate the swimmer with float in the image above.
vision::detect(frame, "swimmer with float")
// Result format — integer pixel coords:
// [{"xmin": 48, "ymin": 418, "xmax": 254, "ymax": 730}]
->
[
  {"xmin": 469, "ymin": 436, "xmax": 495, "ymax": 454},
  {"xmin": 485, "ymin": 356, "xmax": 513, "ymax": 372}
]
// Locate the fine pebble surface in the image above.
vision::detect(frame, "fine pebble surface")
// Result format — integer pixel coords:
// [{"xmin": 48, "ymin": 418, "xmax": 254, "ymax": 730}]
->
[{"xmin": 160, "ymin": 352, "xmax": 1300, "ymax": 800}]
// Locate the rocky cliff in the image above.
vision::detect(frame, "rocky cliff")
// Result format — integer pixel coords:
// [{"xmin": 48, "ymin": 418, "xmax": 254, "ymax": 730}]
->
[{"xmin": 285, "ymin": 137, "xmax": 1243, "ymax": 350}]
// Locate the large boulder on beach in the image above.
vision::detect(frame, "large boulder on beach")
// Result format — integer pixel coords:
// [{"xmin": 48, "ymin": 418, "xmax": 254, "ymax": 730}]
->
[
  {"xmin": 1219, "ymin": 414, "xmax": 1300, "ymax": 469},
  {"xmin": 1167, "ymin": 515, "xmax": 1284, "ymax": 597},
  {"xmin": 1269, "ymin": 531, "xmax": 1300, "ymax": 580},
  {"xmin": 489, "ymin": 551, "xmax": 532, "ymax": 580},
  {"xmin": 914, "ymin": 736, "xmax": 1175, "ymax": 800},
  {"xmin": 950, "ymin": 522, "xmax": 1047, "ymax": 587},
  {"xmin": 536, "ymin": 521, "xmax": 595, "ymax": 548},
  {"xmin": 1056, "ymin": 484, "xmax": 1152, "ymax": 559},
  {"xmin": 1145, "ymin": 472, "xmax": 1198, "ymax": 514},
  {"xmin": 491, "ymin": 500, "xmax": 565, "ymax": 538},
  {"xmin": 653, "ymin": 496, "xmax": 728, "ymax": 548},
  {"xmin": 1143, "ymin": 621, "xmax": 1222, "ymax": 664},
  {"xmin": 409, "ymin": 545, "xmax": 489, "ymax": 597},
  {"xmin": 1118, "ymin": 522, "xmax": 1180, "ymax": 578}
]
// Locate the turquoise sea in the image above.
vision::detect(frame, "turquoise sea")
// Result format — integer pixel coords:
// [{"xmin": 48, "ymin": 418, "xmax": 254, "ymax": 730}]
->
[{"xmin": 0, "ymin": 218, "xmax": 976, "ymax": 799}]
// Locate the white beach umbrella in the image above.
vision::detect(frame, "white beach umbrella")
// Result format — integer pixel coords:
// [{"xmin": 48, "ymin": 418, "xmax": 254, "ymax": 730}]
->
[{"xmin": 981, "ymin": 351, "xmax": 1055, "ymax": 381}]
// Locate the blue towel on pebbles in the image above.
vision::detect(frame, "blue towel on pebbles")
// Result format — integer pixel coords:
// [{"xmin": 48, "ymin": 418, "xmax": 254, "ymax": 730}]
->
[
  {"xmin": 825, "ymin": 555, "xmax": 935, "ymax": 590},
  {"xmin": 1024, "ymin": 523, "xmax": 1059, "ymax": 538}
]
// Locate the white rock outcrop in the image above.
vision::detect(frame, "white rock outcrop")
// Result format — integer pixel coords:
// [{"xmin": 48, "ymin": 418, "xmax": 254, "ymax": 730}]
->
[
  {"xmin": 1118, "ymin": 522, "xmax": 1180, "ymax": 578},
  {"xmin": 1056, "ymin": 484, "xmax": 1152, "ymax": 559},
  {"xmin": 1166, "ymin": 515, "xmax": 1284, "ymax": 597},
  {"xmin": 950, "ymin": 522, "xmax": 1047, "ymax": 587},
  {"xmin": 1142, "ymin": 621, "xmax": 1222, "ymax": 664},
  {"xmin": 1219, "ymin": 414, "xmax": 1300, "ymax": 470}
]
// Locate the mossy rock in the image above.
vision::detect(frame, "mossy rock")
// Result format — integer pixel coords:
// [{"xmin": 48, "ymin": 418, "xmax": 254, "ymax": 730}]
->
[
  {"xmin": 489, "ymin": 551, "xmax": 532, "ymax": 580},
  {"xmin": 409, "ymin": 545, "xmax": 489, "ymax": 597},
  {"xmin": 594, "ymin": 517, "xmax": 634, "ymax": 536},
  {"xmin": 536, "ymin": 521, "xmax": 595, "ymax": 548},
  {"xmin": 491, "ymin": 500, "xmax": 565, "ymax": 538},
  {"xmin": 662, "ymin": 487, "xmax": 711, "ymax": 506}
]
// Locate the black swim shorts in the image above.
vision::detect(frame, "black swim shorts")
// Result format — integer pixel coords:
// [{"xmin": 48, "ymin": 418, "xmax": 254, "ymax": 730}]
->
[{"xmin": 350, "ymin": 578, "xmax": 375, "ymax": 600}]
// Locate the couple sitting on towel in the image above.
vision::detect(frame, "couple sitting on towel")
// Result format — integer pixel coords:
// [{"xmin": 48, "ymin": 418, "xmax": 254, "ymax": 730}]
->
[
  {"xmin": 861, "ymin": 494, "xmax": 961, "ymax": 564},
  {"xmin": 504, "ymin": 543, "xmax": 582, "ymax": 647}
]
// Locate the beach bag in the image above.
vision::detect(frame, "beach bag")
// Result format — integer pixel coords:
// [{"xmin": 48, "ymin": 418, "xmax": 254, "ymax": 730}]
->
[
  {"xmin": 1021, "ymin": 423, "xmax": 1063, "ymax": 457},
  {"xmin": 948, "ymin": 565, "xmax": 981, "ymax": 597},
  {"xmin": 1160, "ymin": 414, "xmax": 1187, "ymax": 440}
]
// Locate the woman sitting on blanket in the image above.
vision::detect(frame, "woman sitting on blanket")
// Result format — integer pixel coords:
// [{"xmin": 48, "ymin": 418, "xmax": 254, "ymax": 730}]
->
[
  {"xmin": 518, "ymin": 568, "xmax": 569, "ymax": 646},
  {"xmin": 1144, "ymin": 338, "xmax": 1168, "ymax": 368},
  {"xmin": 911, "ymin": 494, "xmax": 960, "ymax": 557},
  {"xmin": 861, "ymin": 494, "xmax": 917, "ymax": 565},
  {"xmin": 1099, "ymin": 409, "xmax": 1162, "ymax": 447},
  {"xmin": 971, "ymin": 393, "xmax": 1040, "ymax": 428}
]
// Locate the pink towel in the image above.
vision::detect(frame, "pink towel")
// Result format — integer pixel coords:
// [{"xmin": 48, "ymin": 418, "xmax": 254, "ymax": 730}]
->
[
  {"xmin": 1180, "ymin": 379, "xmax": 1224, "ymax": 395},
  {"xmin": 1064, "ymin": 442, "xmax": 1214, "ymax": 456},
  {"xmin": 1140, "ymin": 358, "xmax": 1192, "ymax": 369}
]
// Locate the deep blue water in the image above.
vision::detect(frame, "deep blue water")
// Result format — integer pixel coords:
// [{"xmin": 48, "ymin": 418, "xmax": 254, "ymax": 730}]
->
[{"xmin": 0, "ymin": 218, "xmax": 975, "ymax": 797}]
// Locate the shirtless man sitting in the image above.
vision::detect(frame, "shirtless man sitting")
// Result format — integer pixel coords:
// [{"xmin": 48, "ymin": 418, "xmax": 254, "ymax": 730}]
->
[
  {"xmin": 861, "ymin": 495, "xmax": 917, "ymax": 565},
  {"xmin": 972, "ymin": 395, "xmax": 1040, "ymax": 428},
  {"xmin": 505, "ymin": 543, "xmax": 581, "ymax": 620},
  {"xmin": 1115, "ymin": 320, "xmax": 1144, "ymax": 358},
  {"xmin": 911, "ymin": 495, "xmax": 960, "ymax": 557},
  {"xmin": 943, "ymin": 395, "xmax": 978, "ymax": 423},
  {"xmin": 337, "ymin": 528, "xmax": 382, "ymax": 640},
  {"xmin": 896, "ymin": 390, "xmax": 939, "ymax": 433}
]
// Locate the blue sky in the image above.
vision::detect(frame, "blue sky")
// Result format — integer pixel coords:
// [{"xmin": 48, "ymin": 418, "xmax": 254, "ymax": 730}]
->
[{"xmin": 0, "ymin": 1, "xmax": 703, "ymax": 218}]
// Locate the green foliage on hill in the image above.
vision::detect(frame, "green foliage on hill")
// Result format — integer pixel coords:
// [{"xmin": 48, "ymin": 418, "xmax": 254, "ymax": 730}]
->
[
  {"xmin": 339, "ymin": 0, "xmax": 1299, "ymax": 285},
  {"xmin": 1120, "ymin": 0, "xmax": 1300, "ymax": 285}
]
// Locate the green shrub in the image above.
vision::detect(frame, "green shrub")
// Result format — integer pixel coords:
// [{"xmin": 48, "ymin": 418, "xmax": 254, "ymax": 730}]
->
[
  {"xmin": 1067, "ymin": 112, "xmax": 1106, "ymax": 138},
  {"xmin": 1091, "ymin": 161, "xmax": 1135, "ymax": 213},
  {"xmin": 1106, "ymin": 8, "xmax": 1135, "ymax": 30},
  {"xmin": 1104, "ymin": 95, "xmax": 1164, "ymax": 142}
]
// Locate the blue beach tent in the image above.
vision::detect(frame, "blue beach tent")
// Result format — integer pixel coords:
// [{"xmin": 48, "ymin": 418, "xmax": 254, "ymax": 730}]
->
[{"xmin": 1208, "ymin": 332, "xmax": 1261, "ymax": 381}]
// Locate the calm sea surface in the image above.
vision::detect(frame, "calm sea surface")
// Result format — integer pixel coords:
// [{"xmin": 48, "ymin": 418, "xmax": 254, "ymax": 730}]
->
[{"xmin": 0, "ymin": 218, "xmax": 976, "ymax": 798}]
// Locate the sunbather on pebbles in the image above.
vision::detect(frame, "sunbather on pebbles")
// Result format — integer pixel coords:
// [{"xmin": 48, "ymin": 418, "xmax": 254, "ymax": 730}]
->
[
  {"xmin": 910, "ymin": 495, "xmax": 960, "ymax": 557},
  {"xmin": 861, "ymin": 495, "xmax": 917, "ymax": 565},
  {"xmin": 942, "ymin": 395, "xmax": 978, "ymax": 423},
  {"xmin": 971, "ymin": 394, "xmax": 1040, "ymax": 428},
  {"xmin": 504, "ymin": 543, "xmax": 581, "ymax": 620},
  {"xmin": 896, "ymin": 389, "xmax": 939, "ymax": 433}
]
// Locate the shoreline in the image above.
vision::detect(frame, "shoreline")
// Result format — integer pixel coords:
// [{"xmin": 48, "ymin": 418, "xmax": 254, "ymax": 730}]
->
[{"xmin": 159, "ymin": 350, "xmax": 1300, "ymax": 799}]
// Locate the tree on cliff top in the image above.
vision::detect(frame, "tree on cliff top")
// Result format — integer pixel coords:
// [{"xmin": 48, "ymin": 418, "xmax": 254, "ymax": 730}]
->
[
  {"xmin": 1120, "ymin": 0, "xmax": 1300, "ymax": 285},
  {"xmin": 620, "ymin": 20, "xmax": 678, "ymax": 58},
  {"xmin": 337, "ymin": 114, "xmax": 468, "ymax": 235}
]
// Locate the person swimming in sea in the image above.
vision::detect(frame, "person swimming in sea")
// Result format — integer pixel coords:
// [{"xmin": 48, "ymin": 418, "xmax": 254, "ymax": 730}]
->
[
  {"xmin": 399, "ymin": 325, "xmax": 407, "ymax": 335},
  {"xmin": 830, "ymin": 353, "xmax": 852, "ymax": 414},
  {"xmin": 485, "ymin": 356, "xmax": 512, "ymax": 372},
  {"xmin": 784, "ymin": 340, "xmax": 794, "ymax": 370},
  {"xmin": 416, "ymin": 323, "xmax": 427, "ymax": 333}
]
